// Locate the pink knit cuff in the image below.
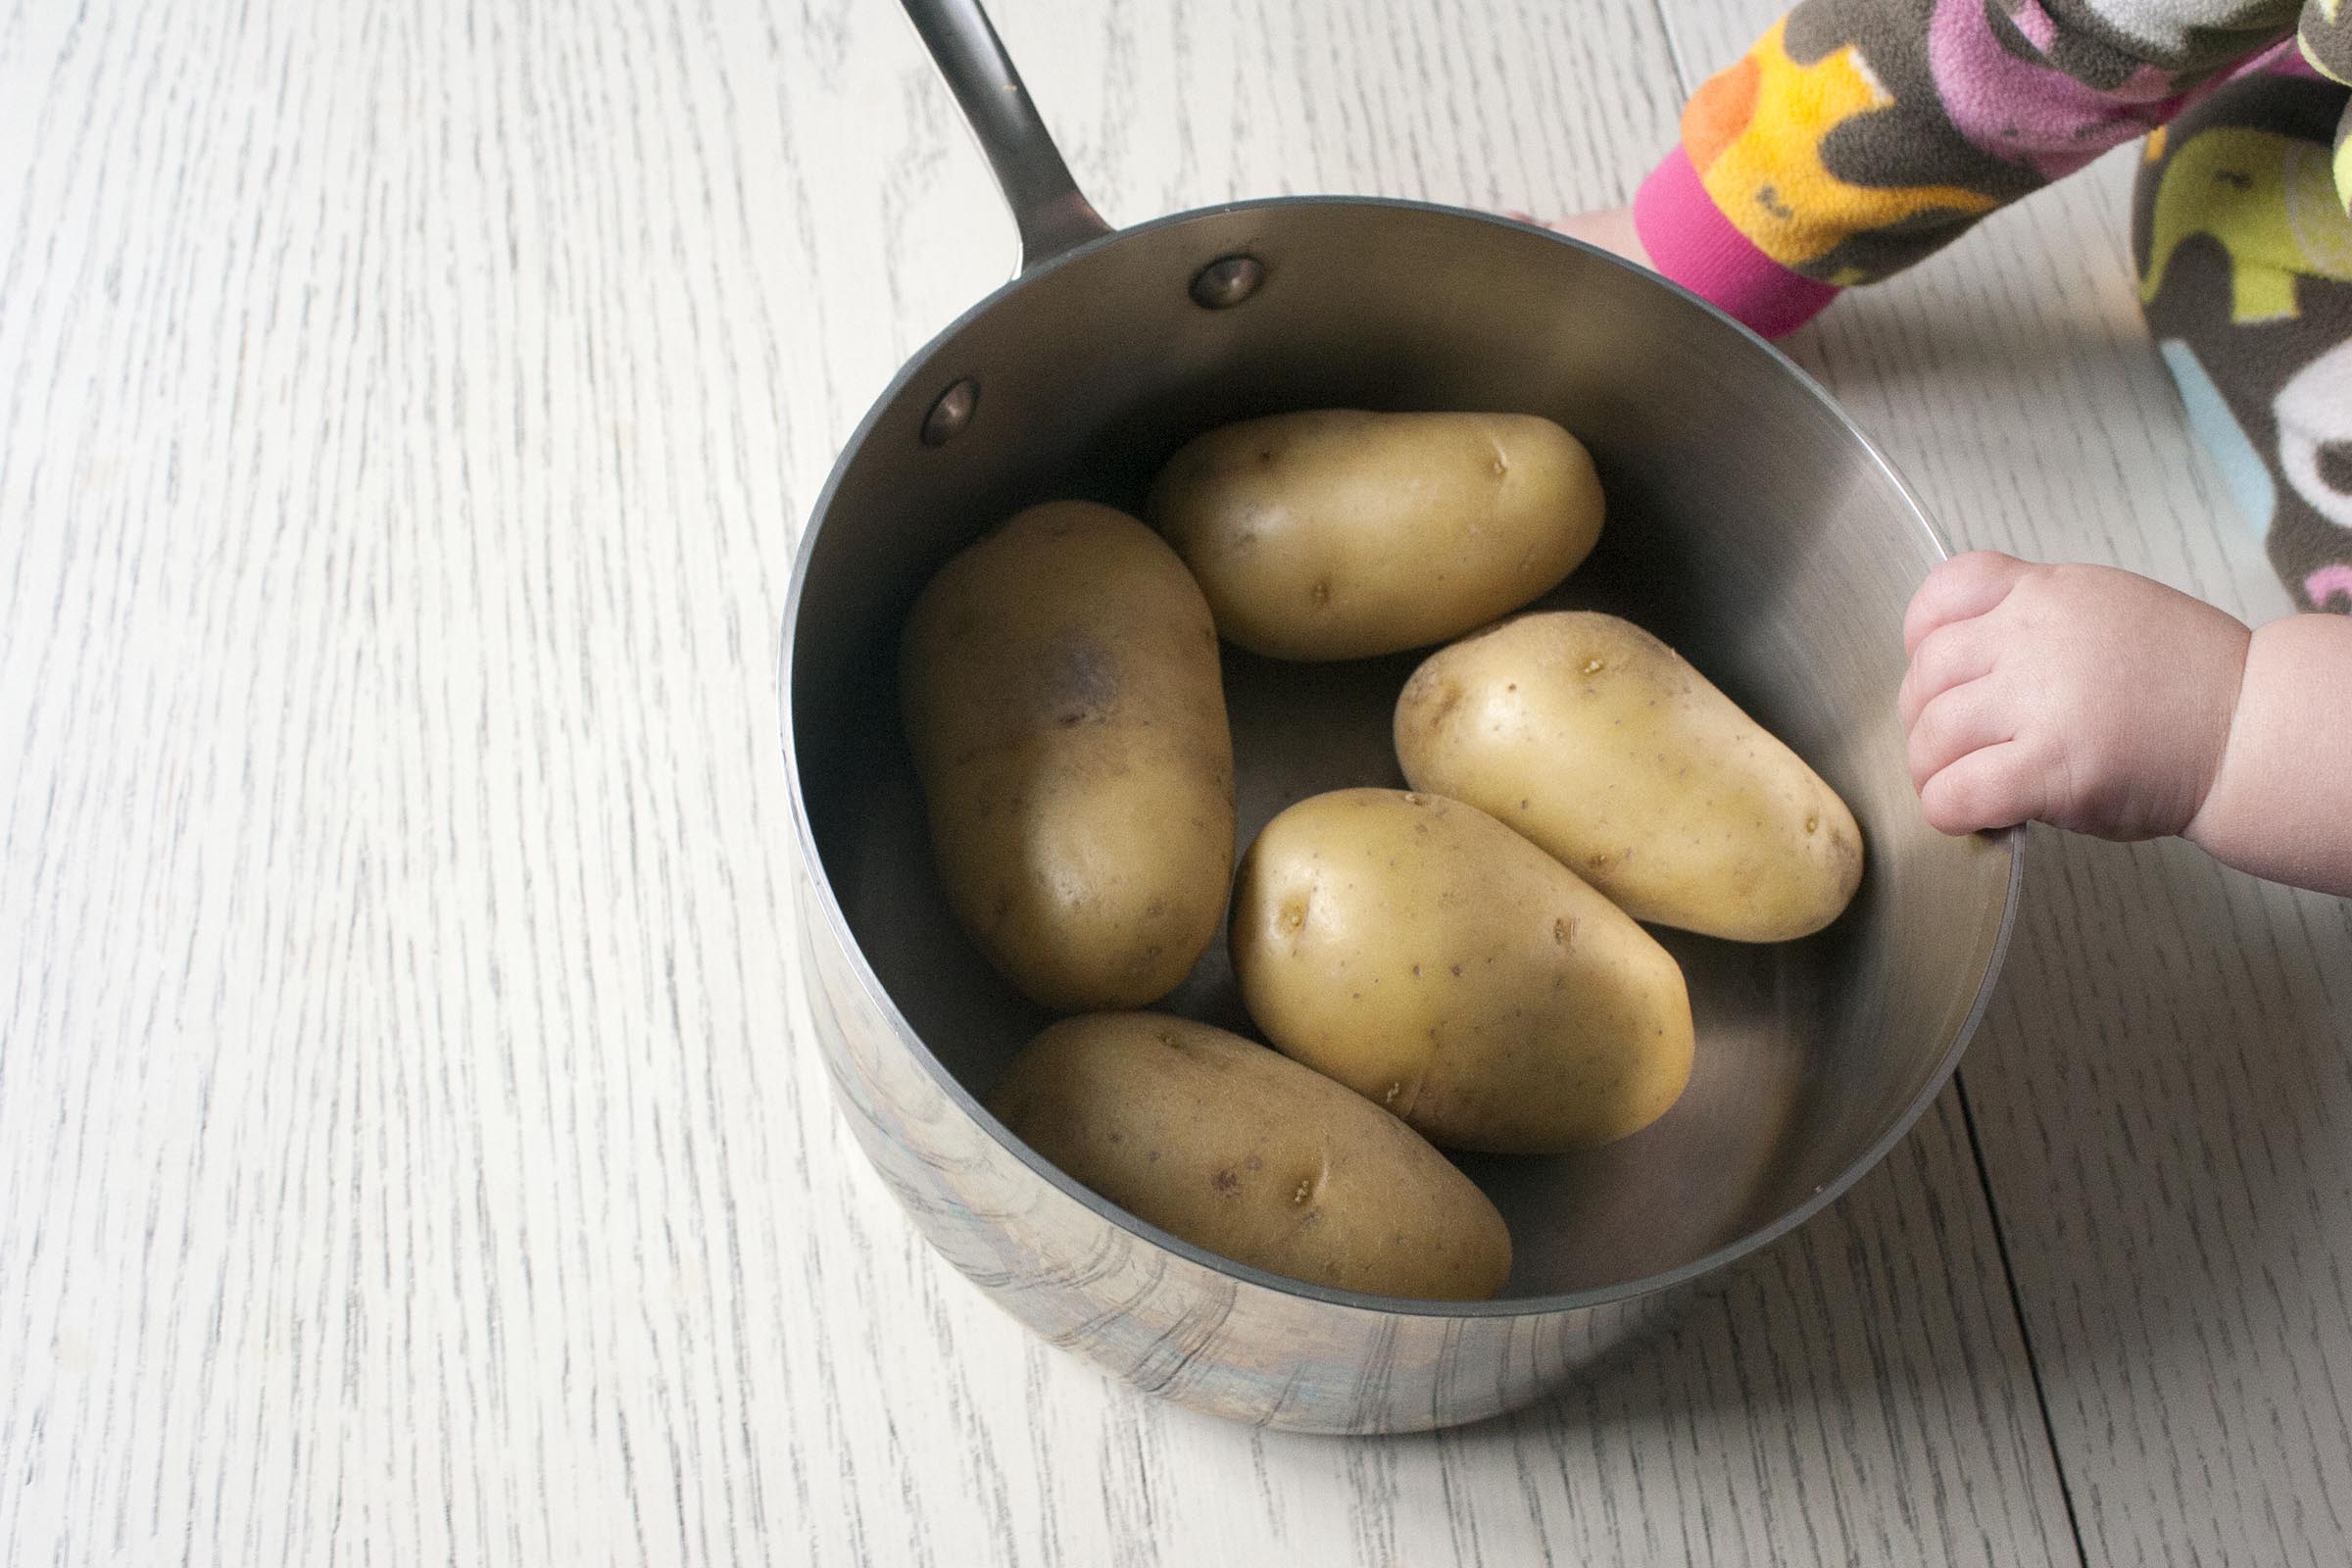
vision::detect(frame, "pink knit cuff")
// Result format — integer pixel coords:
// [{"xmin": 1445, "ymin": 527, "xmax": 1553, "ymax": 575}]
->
[{"xmin": 1633, "ymin": 146, "xmax": 1839, "ymax": 339}]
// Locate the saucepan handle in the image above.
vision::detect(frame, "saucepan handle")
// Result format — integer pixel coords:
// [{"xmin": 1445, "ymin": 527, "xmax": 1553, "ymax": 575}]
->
[{"xmin": 899, "ymin": 0, "xmax": 1113, "ymax": 271}]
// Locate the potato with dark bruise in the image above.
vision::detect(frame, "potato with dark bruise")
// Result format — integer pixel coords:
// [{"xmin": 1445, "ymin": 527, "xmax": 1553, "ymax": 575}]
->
[{"xmin": 900, "ymin": 502, "xmax": 1235, "ymax": 1011}]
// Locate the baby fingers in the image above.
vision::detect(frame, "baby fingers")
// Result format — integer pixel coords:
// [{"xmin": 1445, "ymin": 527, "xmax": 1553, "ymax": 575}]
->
[
  {"xmin": 1903, "ymin": 551, "xmax": 2028, "ymax": 658},
  {"xmin": 1917, "ymin": 741, "xmax": 2043, "ymax": 836},
  {"xmin": 1898, "ymin": 619, "xmax": 2000, "ymax": 731},
  {"xmin": 1906, "ymin": 677, "xmax": 2014, "ymax": 791}
]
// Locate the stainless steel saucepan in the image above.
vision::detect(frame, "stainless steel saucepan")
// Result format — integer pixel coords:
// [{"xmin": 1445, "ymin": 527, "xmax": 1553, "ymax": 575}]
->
[{"xmin": 780, "ymin": 0, "xmax": 2019, "ymax": 1434}]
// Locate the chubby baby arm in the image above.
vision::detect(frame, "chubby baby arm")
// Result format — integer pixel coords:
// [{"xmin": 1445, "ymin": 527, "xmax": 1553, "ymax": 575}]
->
[
  {"xmin": 2183, "ymin": 613, "xmax": 2352, "ymax": 895},
  {"xmin": 1898, "ymin": 552, "xmax": 2352, "ymax": 896}
]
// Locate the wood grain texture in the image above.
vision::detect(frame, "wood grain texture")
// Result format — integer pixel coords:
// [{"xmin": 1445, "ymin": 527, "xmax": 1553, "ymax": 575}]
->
[
  {"xmin": 2, "ymin": 0, "xmax": 2078, "ymax": 1561},
  {"xmin": 1660, "ymin": 4, "xmax": 2352, "ymax": 1565}
]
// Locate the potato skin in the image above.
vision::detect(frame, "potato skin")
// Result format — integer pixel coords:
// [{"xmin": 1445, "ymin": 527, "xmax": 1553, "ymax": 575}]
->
[
  {"xmin": 1145, "ymin": 410, "xmax": 1603, "ymax": 661},
  {"xmin": 900, "ymin": 502, "xmax": 1236, "ymax": 1012},
  {"xmin": 1231, "ymin": 789, "xmax": 1693, "ymax": 1153},
  {"xmin": 1395, "ymin": 612, "xmax": 1863, "ymax": 943},
  {"xmin": 986, "ymin": 1012, "xmax": 1512, "ymax": 1300}
]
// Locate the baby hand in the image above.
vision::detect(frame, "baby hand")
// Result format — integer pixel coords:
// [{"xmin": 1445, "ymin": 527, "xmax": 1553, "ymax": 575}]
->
[
  {"xmin": 1501, "ymin": 205, "xmax": 1649, "ymax": 268},
  {"xmin": 1897, "ymin": 552, "xmax": 2251, "ymax": 841}
]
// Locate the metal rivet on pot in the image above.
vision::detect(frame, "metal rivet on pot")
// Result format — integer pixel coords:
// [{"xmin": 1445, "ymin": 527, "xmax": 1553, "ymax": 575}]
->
[
  {"xmin": 920, "ymin": 377, "xmax": 979, "ymax": 446},
  {"xmin": 1190, "ymin": 255, "xmax": 1264, "ymax": 310}
]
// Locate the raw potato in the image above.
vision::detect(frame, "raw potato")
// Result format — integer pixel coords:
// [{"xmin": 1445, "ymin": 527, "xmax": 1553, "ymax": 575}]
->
[
  {"xmin": 987, "ymin": 1011, "xmax": 1512, "ymax": 1300},
  {"xmin": 1231, "ymin": 789, "xmax": 1694, "ymax": 1153},
  {"xmin": 900, "ymin": 501, "xmax": 1236, "ymax": 1011},
  {"xmin": 1146, "ymin": 410, "xmax": 1604, "ymax": 661},
  {"xmin": 1395, "ymin": 612, "xmax": 1863, "ymax": 943}
]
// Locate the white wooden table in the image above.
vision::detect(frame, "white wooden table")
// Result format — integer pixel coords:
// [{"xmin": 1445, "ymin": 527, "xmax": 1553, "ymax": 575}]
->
[{"xmin": 6, "ymin": 1, "xmax": 2349, "ymax": 1562}]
